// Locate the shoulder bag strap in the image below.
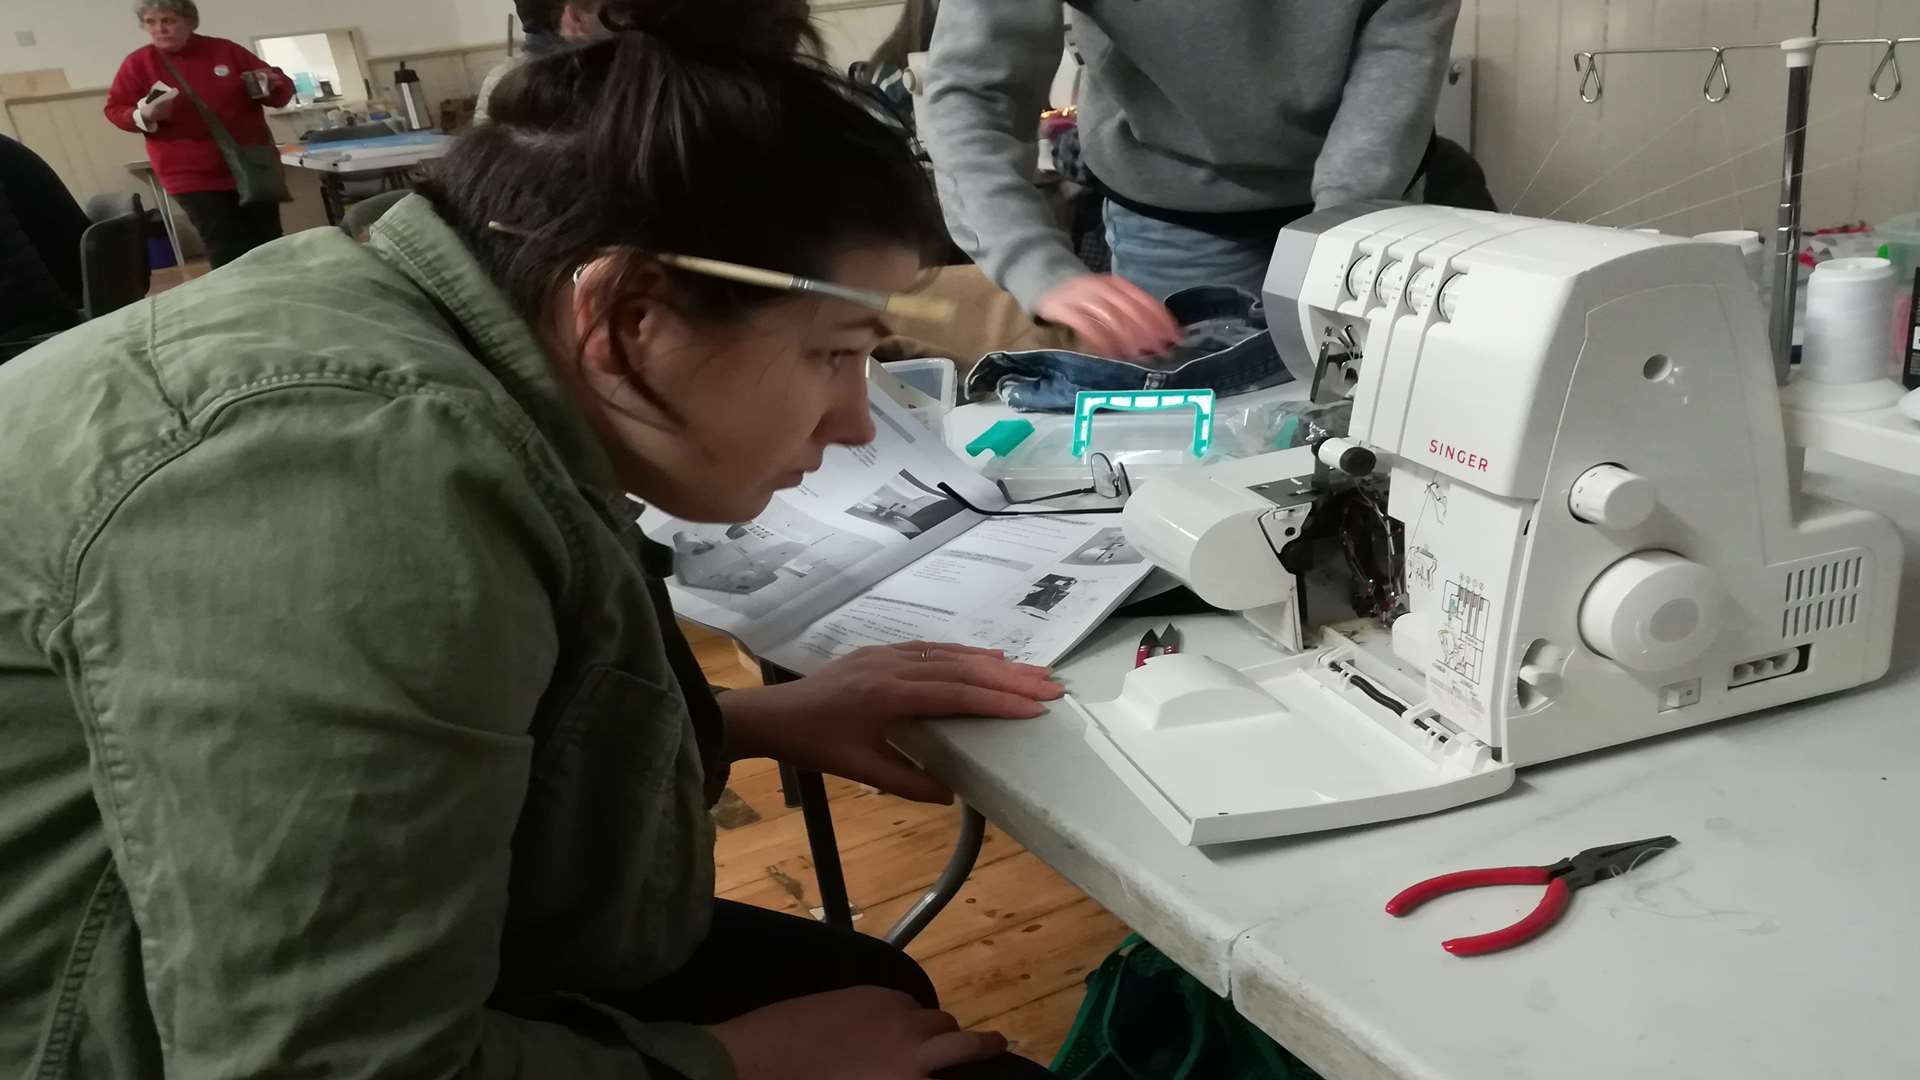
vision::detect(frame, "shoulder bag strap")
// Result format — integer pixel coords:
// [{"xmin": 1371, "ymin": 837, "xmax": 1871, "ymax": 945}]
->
[{"xmin": 154, "ymin": 49, "xmax": 245, "ymax": 155}]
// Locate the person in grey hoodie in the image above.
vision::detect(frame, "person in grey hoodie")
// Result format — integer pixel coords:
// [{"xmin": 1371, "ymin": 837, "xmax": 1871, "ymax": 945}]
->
[
  {"xmin": 921, "ymin": 0, "xmax": 1461, "ymax": 359},
  {"xmin": 475, "ymin": 0, "xmax": 607, "ymax": 123}
]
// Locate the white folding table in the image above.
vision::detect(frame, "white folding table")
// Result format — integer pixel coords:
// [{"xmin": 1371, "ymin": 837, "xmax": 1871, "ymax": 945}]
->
[{"xmin": 897, "ymin": 451, "xmax": 1920, "ymax": 1079}]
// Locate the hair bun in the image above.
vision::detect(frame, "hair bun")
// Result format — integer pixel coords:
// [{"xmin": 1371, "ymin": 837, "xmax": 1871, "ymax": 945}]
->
[{"xmin": 598, "ymin": 0, "xmax": 819, "ymax": 60}]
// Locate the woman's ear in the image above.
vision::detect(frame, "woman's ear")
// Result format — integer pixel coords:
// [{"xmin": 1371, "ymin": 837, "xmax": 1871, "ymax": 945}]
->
[
  {"xmin": 558, "ymin": 2, "xmax": 603, "ymax": 40},
  {"xmin": 570, "ymin": 258, "xmax": 669, "ymax": 383}
]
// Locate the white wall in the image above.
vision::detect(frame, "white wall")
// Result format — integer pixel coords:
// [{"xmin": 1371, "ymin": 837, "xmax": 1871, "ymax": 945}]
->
[
  {"xmin": 2, "ymin": 1, "xmax": 1021, "ymax": 99},
  {"xmin": 0, "ymin": 0, "xmax": 516, "ymax": 89},
  {"xmin": 810, "ymin": 0, "xmax": 1080, "ymax": 109},
  {"xmin": 258, "ymin": 33, "xmax": 341, "ymax": 100},
  {"xmin": 813, "ymin": 0, "xmax": 902, "ymax": 72},
  {"xmin": 1456, "ymin": 0, "xmax": 1920, "ymax": 235}
]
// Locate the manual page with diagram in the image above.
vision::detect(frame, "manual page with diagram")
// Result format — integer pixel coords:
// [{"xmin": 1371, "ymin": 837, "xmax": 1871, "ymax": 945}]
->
[{"xmin": 638, "ymin": 381, "xmax": 1154, "ymax": 675}]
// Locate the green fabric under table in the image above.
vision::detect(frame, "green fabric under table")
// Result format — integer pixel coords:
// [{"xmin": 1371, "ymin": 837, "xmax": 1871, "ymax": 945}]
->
[{"xmin": 1053, "ymin": 935, "xmax": 1321, "ymax": 1080}]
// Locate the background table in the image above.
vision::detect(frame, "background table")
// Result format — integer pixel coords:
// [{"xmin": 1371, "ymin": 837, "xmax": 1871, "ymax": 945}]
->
[
  {"xmin": 900, "ymin": 451, "xmax": 1920, "ymax": 1078},
  {"xmin": 279, "ymin": 132, "xmax": 454, "ymax": 226}
]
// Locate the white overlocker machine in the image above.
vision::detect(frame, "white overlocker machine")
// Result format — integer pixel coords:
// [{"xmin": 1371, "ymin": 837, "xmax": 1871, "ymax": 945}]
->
[{"xmin": 1077, "ymin": 203, "xmax": 1903, "ymax": 845}]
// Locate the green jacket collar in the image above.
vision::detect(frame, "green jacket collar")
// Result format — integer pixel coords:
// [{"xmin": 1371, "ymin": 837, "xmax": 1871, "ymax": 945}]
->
[{"xmin": 368, "ymin": 195, "xmax": 624, "ymax": 499}]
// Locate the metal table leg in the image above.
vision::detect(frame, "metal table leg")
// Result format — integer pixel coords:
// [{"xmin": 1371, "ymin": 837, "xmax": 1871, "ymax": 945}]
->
[
  {"xmin": 778, "ymin": 762, "xmax": 803, "ymax": 809},
  {"xmin": 759, "ymin": 661, "xmax": 855, "ymax": 929},
  {"xmin": 752, "ymin": 659, "xmax": 982, "ymax": 941},
  {"xmin": 794, "ymin": 768, "xmax": 855, "ymax": 931},
  {"xmin": 765, "ymin": 663, "xmax": 803, "ymax": 806},
  {"xmin": 885, "ymin": 805, "xmax": 986, "ymax": 948},
  {"xmin": 321, "ymin": 175, "xmax": 346, "ymax": 227}
]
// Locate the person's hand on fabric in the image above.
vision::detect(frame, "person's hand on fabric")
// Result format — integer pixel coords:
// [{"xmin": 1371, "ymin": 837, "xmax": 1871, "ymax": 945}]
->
[
  {"xmin": 722, "ymin": 642, "xmax": 1063, "ymax": 803},
  {"xmin": 1033, "ymin": 273, "xmax": 1182, "ymax": 361},
  {"xmin": 709, "ymin": 986, "xmax": 1008, "ymax": 1079}
]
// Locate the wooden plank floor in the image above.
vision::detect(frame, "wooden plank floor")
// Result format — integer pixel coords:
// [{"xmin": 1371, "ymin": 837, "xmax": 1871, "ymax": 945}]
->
[
  {"xmin": 691, "ymin": 627, "xmax": 1130, "ymax": 1064},
  {"xmin": 149, "ymin": 261, "xmax": 207, "ymax": 294}
]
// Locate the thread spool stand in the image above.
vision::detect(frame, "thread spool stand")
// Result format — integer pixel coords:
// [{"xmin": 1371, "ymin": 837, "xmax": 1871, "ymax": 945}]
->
[
  {"xmin": 1571, "ymin": 32, "xmax": 1918, "ymax": 384},
  {"xmin": 1573, "ymin": 30, "xmax": 1920, "ymax": 479}
]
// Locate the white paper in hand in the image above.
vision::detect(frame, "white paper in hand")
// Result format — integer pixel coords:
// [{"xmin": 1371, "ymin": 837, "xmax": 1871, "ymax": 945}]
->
[{"xmin": 135, "ymin": 81, "xmax": 181, "ymax": 131}]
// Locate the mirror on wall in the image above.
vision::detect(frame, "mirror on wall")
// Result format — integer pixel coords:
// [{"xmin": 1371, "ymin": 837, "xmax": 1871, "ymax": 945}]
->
[{"xmin": 252, "ymin": 29, "xmax": 371, "ymax": 106}]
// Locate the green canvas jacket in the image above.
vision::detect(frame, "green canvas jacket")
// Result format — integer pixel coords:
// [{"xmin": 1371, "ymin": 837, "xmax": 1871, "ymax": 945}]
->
[{"xmin": 0, "ymin": 195, "xmax": 734, "ymax": 1078}]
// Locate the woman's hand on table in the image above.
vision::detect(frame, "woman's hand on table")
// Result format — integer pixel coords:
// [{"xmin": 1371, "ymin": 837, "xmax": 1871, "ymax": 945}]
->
[
  {"xmin": 721, "ymin": 642, "xmax": 1063, "ymax": 803},
  {"xmin": 1033, "ymin": 273, "xmax": 1182, "ymax": 360}
]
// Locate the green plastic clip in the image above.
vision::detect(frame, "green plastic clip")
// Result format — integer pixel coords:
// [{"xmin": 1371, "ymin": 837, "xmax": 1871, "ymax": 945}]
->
[
  {"xmin": 965, "ymin": 419, "xmax": 1035, "ymax": 459},
  {"xmin": 1272, "ymin": 413, "xmax": 1303, "ymax": 449},
  {"xmin": 1071, "ymin": 389, "xmax": 1216, "ymax": 458}
]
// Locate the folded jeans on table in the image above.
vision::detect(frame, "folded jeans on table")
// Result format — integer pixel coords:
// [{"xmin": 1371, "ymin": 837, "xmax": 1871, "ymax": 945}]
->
[{"xmin": 965, "ymin": 285, "xmax": 1292, "ymax": 412}]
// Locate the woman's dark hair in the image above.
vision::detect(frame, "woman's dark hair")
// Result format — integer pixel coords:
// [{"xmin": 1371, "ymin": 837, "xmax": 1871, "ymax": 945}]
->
[
  {"xmin": 420, "ymin": 0, "xmax": 935, "ymax": 338},
  {"xmin": 869, "ymin": 0, "xmax": 939, "ymax": 73}
]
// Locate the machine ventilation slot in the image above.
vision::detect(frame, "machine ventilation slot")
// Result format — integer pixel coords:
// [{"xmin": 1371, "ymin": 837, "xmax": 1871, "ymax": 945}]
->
[
  {"xmin": 1778, "ymin": 555, "xmax": 1863, "ymax": 640},
  {"xmin": 1729, "ymin": 644, "xmax": 1812, "ymax": 690}
]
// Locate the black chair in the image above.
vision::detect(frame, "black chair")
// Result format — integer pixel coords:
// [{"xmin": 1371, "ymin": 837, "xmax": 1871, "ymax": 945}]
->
[
  {"xmin": 78, "ymin": 192, "xmax": 151, "ymax": 320},
  {"xmin": 1, "ymin": 192, "xmax": 154, "ymax": 363}
]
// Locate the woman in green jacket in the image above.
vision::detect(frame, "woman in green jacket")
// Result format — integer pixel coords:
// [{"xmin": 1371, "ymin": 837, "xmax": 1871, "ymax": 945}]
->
[{"xmin": 0, "ymin": 3, "xmax": 1063, "ymax": 1077}]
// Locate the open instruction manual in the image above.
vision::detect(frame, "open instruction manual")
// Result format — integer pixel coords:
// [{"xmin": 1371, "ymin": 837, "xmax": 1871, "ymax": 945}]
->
[{"xmin": 638, "ymin": 381, "xmax": 1154, "ymax": 675}]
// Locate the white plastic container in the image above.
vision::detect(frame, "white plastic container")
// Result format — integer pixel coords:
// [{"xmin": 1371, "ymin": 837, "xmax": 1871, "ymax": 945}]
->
[{"xmin": 941, "ymin": 381, "xmax": 1314, "ymax": 502}]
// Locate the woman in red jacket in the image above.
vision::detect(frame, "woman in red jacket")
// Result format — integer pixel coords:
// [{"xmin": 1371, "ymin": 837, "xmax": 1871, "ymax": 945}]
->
[{"xmin": 105, "ymin": 1, "xmax": 295, "ymax": 268}]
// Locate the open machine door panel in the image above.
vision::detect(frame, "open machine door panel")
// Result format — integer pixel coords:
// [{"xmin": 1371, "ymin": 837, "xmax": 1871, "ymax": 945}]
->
[{"xmin": 1074, "ymin": 637, "xmax": 1515, "ymax": 846}]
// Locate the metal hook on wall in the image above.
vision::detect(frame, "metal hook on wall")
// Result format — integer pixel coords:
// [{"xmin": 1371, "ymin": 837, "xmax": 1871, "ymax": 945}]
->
[
  {"xmin": 1576, "ymin": 52, "xmax": 1603, "ymax": 102},
  {"xmin": 1870, "ymin": 40, "xmax": 1903, "ymax": 102},
  {"xmin": 1702, "ymin": 48, "xmax": 1732, "ymax": 102}
]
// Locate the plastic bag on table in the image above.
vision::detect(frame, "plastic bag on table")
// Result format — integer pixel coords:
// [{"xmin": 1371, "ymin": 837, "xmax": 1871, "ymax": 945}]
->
[{"xmin": 1258, "ymin": 398, "xmax": 1353, "ymax": 450}]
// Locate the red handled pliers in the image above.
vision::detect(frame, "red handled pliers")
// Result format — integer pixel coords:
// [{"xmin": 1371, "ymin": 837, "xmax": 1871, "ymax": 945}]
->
[{"xmin": 1385, "ymin": 835, "xmax": 1678, "ymax": 956}]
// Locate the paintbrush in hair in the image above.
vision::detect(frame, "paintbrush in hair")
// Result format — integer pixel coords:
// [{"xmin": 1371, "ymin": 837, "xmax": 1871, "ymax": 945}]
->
[
  {"xmin": 654, "ymin": 253, "xmax": 956, "ymax": 324},
  {"xmin": 485, "ymin": 222, "xmax": 954, "ymax": 323}
]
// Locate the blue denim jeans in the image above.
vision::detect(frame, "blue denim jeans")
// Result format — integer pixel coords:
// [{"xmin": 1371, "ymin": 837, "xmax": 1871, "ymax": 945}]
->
[
  {"xmin": 1104, "ymin": 199, "xmax": 1278, "ymax": 298},
  {"xmin": 966, "ymin": 284, "xmax": 1293, "ymax": 412}
]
